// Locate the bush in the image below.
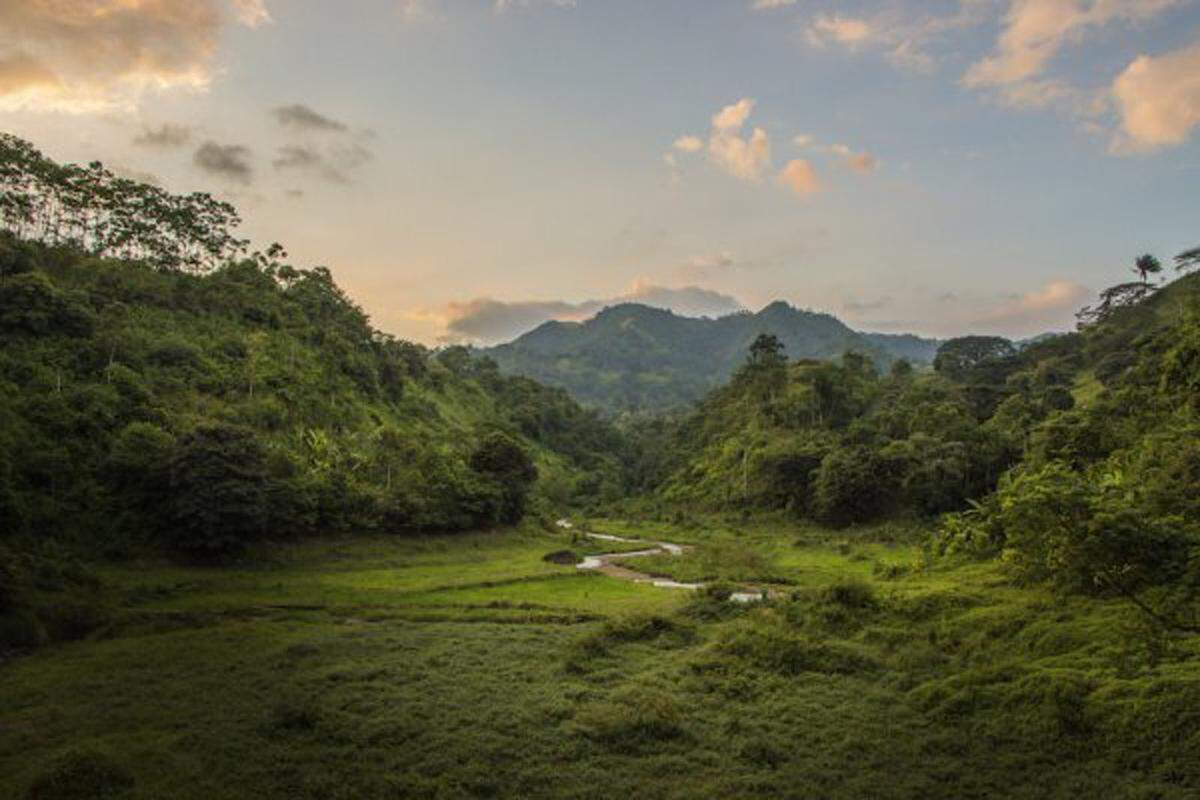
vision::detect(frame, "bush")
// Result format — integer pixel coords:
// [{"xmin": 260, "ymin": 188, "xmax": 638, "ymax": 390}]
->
[
  {"xmin": 813, "ymin": 446, "xmax": 900, "ymax": 527},
  {"xmin": 163, "ymin": 424, "xmax": 270, "ymax": 558},
  {"xmin": 572, "ymin": 687, "xmax": 685, "ymax": 750},
  {"xmin": 469, "ymin": 432, "xmax": 538, "ymax": 525},
  {"xmin": 721, "ymin": 626, "xmax": 876, "ymax": 676},
  {"xmin": 26, "ymin": 749, "xmax": 135, "ymax": 799},
  {"xmin": 938, "ymin": 461, "xmax": 1193, "ymax": 595}
]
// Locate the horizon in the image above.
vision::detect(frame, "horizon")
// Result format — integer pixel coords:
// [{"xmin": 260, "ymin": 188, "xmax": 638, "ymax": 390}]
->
[{"xmin": 2, "ymin": 1, "xmax": 1199, "ymax": 345}]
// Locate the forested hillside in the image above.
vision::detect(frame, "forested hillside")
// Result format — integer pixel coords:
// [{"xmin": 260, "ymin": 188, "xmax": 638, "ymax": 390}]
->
[
  {"xmin": 0, "ymin": 135, "xmax": 625, "ymax": 566},
  {"xmin": 486, "ymin": 300, "xmax": 940, "ymax": 413},
  {"xmin": 638, "ymin": 261, "xmax": 1200, "ymax": 622}
]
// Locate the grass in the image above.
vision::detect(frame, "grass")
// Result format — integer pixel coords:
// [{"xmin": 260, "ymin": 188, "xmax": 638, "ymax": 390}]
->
[{"xmin": 2, "ymin": 520, "xmax": 1199, "ymax": 799}]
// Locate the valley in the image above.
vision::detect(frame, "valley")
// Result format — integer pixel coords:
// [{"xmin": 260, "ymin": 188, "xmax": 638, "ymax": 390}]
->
[{"xmin": 5, "ymin": 518, "xmax": 1194, "ymax": 800}]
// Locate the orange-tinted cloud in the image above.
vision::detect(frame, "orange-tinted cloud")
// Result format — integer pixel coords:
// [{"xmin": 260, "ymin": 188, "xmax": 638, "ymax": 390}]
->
[
  {"xmin": 778, "ymin": 159, "xmax": 821, "ymax": 197},
  {"xmin": 0, "ymin": 0, "xmax": 269, "ymax": 112},
  {"xmin": 1112, "ymin": 38, "xmax": 1200, "ymax": 152}
]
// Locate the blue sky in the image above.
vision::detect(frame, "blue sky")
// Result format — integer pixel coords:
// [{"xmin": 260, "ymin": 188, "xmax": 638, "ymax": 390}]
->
[{"xmin": 2, "ymin": 0, "xmax": 1199, "ymax": 343}]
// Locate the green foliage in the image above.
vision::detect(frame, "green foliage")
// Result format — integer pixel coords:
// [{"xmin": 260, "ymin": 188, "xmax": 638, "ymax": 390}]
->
[
  {"xmin": 469, "ymin": 432, "xmax": 538, "ymax": 524},
  {"xmin": 163, "ymin": 425, "xmax": 270, "ymax": 559},
  {"xmin": 813, "ymin": 445, "xmax": 900, "ymax": 527}
]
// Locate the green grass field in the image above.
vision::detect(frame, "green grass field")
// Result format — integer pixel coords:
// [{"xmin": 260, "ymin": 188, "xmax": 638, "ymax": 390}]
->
[{"xmin": 3, "ymin": 520, "xmax": 1198, "ymax": 799}]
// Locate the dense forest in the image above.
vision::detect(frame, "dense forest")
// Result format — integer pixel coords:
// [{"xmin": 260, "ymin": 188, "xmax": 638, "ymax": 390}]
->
[{"xmin": 486, "ymin": 300, "xmax": 940, "ymax": 413}]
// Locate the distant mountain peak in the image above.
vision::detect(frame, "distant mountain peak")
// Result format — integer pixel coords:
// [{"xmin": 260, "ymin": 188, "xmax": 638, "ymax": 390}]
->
[{"xmin": 485, "ymin": 300, "xmax": 942, "ymax": 413}]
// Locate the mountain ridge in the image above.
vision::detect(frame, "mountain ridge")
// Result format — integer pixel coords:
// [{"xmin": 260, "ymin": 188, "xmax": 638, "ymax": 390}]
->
[{"xmin": 484, "ymin": 301, "xmax": 942, "ymax": 412}]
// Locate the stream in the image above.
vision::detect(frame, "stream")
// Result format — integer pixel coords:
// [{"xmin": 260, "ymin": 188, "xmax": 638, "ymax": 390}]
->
[{"xmin": 571, "ymin": 528, "xmax": 766, "ymax": 603}]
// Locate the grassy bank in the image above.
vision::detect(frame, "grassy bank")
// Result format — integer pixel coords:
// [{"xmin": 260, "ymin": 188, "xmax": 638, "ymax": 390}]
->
[{"xmin": 2, "ymin": 521, "xmax": 1198, "ymax": 799}]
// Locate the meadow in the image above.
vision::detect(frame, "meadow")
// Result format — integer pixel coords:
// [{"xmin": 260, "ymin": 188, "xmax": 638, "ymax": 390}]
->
[{"xmin": 4, "ymin": 519, "xmax": 1197, "ymax": 799}]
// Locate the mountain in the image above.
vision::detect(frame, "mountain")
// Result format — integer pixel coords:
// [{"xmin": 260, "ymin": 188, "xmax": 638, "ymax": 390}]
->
[{"xmin": 484, "ymin": 301, "xmax": 941, "ymax": 412}]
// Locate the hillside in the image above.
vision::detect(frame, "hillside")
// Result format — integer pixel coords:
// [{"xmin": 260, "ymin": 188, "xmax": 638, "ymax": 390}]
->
[
  {"xmin": 486, "ymin": 301, "xmax": 941, "ymax": 412},
  {"xmin": 0, "ymin": 234, "xmax": 627, "ymax": 563}
]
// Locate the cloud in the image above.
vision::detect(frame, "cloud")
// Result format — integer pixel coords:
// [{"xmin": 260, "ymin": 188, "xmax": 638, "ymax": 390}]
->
[
  {"xmin": 434, "ymin": 281, "xmax": 744, "ymax": 343},
  {"xmin": 272, "ymin": 103, "xmax": 349, "ymax": 133},
  {"xmin": 792, "ymin": 134, "xmax": 814, "ymax": 148},
  {"xmin": 0, "ymin": 0, "xmax": 266, "ymax": 113},
  {"xmin": 272, "ymin": 142, "xmax": 372, "ymax": 183},
  {"xmin": 806, "ymin": 15, "xmax": 873, "ymax": 47},
  {"xmin": 231, "ymin": 0, "xmax": 272, "ymax": 27},
  {"xmin": 673, "ymin": 135, "xmax": 704, "ymax": 153},
  {"xmin": 1111, "ymin": 38, "xmax": 1200, "ymax": 152},
  {"xmin": 830, "ymin": 144, "xmax": 878, "ymax": 174},
  {"xmin": 133, "ymin": 123, "xmax": 193, "ymax": 149},
  {"xmin": 707, "ymin": 98, "xmax": 772, "ymax": 181},
  {"xmin": 751, "ymin": 0, "xmax": 796, "ymax": 9},
  {"xmin": 802, "ymin": 3, "xmax": 991, "ymax": 75},
  {"xmin": 194, "ymin": 141, "xmax": 253, "ymax": 184},
  {"xmin": 966, "ymin": 0, "xmax": 1179, "ymax": 90},
  {"xmin": 973, "ymin": 279, "xmax": 1091, "ymax": 335},
  {"xmin": 777, "ymin": 159, "xmax": 822, "ymax": 197}
]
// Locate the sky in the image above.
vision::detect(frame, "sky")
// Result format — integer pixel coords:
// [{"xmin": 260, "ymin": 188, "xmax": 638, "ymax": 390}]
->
[{"xmin": 2, "ymin": 0, "xmax": 1199, "ymax": 345}]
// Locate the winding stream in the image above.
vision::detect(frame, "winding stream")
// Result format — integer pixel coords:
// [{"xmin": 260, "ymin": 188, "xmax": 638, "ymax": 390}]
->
[{"xmin": 573, "ymin": 529, "xmax": 766, "ymax": 603}]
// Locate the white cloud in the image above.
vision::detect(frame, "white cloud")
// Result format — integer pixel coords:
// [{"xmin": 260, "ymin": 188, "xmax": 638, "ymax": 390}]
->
[
  {"xmin": 673, "ymin": 135, "xmax": 704, "ymax": 153},
  {"xmin": 751, "ymin": 0, "xmax": 796, "ymax": 9},
  {"xmin": 1111, "ymin": 38, "xmax": 1200, "ymax": 152},
  {"xmin": 792, "ymin": 133, "xmax": 814, "ymax": 148},
  {"xmin": 707, "ymin": 98, "xmax": 772, "ymax": 181},
  {"xmin": 777, "ymin": 159, "xmax": 822, "ymax": 197}
]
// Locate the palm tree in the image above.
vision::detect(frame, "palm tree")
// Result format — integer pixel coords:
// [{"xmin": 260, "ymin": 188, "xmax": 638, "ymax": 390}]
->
[{"xmin": 1132, "ymin": 253, "xmax": 1163, "ymax": 285}]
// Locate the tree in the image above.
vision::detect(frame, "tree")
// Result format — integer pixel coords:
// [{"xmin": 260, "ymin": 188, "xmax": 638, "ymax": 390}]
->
[
  {"xmin": 1132, "ymin": 253, "xmax": 1163, "ymax": 285},
  {"xmin": 748, "ymin": 333, "xmax": 786, "ymax": 368},
  {"xmin": 933, "ymin": 336, "xmax": 1017, "ymax": 381},
  {"xmin": 1075, "ymin": 282, "xmax": 1156, "ymax": 328},
  {"xmin": 165, "ymin": 425, "xmax": 269, "ymax": 558},
  {"xmin": 469, "ymin": 432, "xmax": 538, "ymax": 524}
]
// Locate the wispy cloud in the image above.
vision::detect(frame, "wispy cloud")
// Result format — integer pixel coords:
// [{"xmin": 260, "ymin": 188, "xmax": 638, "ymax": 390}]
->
[
  {"xmin": 273, "ymin": 142, "xmax": 373, "ymax": 184},
  {"xmin": 133, "ymin": 123, "xmax": 193, "ymax": 149},
  {"xmin": 194, "ymin": 141, "xmax": 254, "ymax": 184},
  {"xmin": 272, "ymin": 103, "xmax": 349, "ymax": 133}
]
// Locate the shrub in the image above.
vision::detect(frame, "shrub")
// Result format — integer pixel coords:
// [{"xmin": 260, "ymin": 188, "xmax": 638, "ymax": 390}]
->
[
  {"xmin": 572, "ymin": 687, "xmax": 685, "ymax": 750},
  {"xmin": 163, "ymin": 424, "xmax": 269, "ymax": 558},
  {"xmin": 813, "ymin": 446, "xmax": 901, "ymax": 527},
  {"xmin": 721, "ymin": 626, "xmax": 876, "ymax": 676},
  {"xmin": 469, "ymin": 432, "xmax": 538, "ymax": 525}
]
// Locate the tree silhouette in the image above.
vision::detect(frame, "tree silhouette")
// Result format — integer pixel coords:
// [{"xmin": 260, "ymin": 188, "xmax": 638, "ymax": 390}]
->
[
  {"xmin": 1132, "ymin": 253, "xmax": 1163, "ymax": 285},
  {"xmin": 0, "ymin": 133, "xmax": 252, "ymax": 273}
]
